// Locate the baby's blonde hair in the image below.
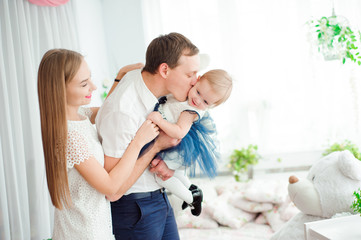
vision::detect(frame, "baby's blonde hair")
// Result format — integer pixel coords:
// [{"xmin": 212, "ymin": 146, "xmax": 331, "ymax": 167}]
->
[{"xmin": 200, "ymin": 69, "xmax": 233, "ymax": 106}]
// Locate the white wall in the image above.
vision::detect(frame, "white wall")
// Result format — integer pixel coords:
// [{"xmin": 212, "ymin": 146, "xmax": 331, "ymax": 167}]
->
[
  {"xmin": 73, "ymin": 0, "xmax": 361, "ymax": 175},
  {"xmin": 74, "ymin": 0, "xmax": 147, "ymax": 105},
  {"xmin": 74, "ymin": 0, "xmax": 111, "ymax": 106},
  {"xmin": 102, "ymin": 0, "xmax": 147, "ymax": 76}
]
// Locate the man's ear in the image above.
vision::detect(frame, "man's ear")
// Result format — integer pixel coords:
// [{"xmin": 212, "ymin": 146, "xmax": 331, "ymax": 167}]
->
[{"xmin": 158, "ymin": 63, "xmax": 169, "ymax": 78}]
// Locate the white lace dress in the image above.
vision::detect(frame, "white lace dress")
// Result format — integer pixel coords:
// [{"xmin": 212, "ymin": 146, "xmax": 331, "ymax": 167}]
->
[{"xmin": 53, "ymin": 107, "xmax": 114, "ymax": 240}]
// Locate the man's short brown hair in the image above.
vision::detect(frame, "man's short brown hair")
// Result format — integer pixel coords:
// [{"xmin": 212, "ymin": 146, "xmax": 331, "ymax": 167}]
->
[{"xmin": 143, "ymin": 32, "xmax": 199, "ymax": 74}]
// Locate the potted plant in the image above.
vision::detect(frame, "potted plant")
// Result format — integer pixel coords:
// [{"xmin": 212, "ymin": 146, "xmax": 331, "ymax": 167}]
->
[
  {"xmin": 323, "ymin": 139, "xmax": 361, "ymax": 160},
  {"xmin": 308, "ymin": 14, "xmax": 361, "ymax": 65},
  {"xmin": 228, "ymin": 144, "xmax": 260, "ymax": 182},
  {"xmin": 101, "ymin": 77, "xmax": 111, "ymax": 101}
]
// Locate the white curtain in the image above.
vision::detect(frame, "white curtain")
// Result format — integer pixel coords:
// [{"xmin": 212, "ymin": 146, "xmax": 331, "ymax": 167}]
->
[
  {"xmin": 0, "ymin": 0, "xmax": 79, "ymax": 239},
  {"xmin": 142, "ymin": 0, "xmax": 361, "ymax": 167}
]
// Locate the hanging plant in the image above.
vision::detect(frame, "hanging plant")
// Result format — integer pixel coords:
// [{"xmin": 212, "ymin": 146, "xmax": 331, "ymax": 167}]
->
[{"xmin": 308, "ymin": 15, "xmax": 361, "ymax": 65}]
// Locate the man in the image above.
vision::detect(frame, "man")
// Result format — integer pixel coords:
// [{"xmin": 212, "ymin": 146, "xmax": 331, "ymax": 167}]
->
[{"xmin": 96, "ymin": 32, "xmax": 200, "ymax": 240}]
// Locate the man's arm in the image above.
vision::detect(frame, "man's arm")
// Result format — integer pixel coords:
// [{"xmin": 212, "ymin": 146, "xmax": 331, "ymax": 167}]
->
[{"xmin": 106, "ymin": 131, "xmax": 180, "ymax": 201}]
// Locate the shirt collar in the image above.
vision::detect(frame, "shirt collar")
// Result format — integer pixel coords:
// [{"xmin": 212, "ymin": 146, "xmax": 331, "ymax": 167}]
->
[{"xmin": 135, "ymin": 69, "xmax": 158, "ymax": 111}]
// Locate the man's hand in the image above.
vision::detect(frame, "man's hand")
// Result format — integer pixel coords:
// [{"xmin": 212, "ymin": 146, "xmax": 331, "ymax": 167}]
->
[
  {"xmin": 153, "ymin": 130, "xmax": 180, "ymax": 152},
  {"xmin": 149, "ymin": 157, "xmax": 174, "ymax": 181}
]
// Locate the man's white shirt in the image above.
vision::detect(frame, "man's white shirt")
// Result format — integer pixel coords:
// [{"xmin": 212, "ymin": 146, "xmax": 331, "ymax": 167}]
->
[{"xmin": 95, "ymin": 69, "xmax": 161, "ymax": 194}]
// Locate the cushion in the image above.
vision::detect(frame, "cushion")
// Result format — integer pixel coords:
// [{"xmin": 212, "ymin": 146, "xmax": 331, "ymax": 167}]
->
[
  {"xmin": 244, "ymin": 179, "xmax": 288, "ymax": 204},
  {"xmin": 204, "ymin": 192, "xmax": 257, "ymax": 229},
  {"xmin": 229, "ymin": 193, "xmax": 274, "ymax": 213},
  {"xmin": 254, "ymin": 213, "xmax": 268, "ymax": 224},
  {"xmin": 176, "ymin": 209, "xmax": 218, "ymax": 229},
  {"xmin": 264, "ymin": 205, "xmax": 287, "ymax": 232}
]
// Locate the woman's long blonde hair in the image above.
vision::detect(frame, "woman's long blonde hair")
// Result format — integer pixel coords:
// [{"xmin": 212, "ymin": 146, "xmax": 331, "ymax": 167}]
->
[{"xmin": 38, "ymin": 49, "xmax": 83, "ymax": 209}]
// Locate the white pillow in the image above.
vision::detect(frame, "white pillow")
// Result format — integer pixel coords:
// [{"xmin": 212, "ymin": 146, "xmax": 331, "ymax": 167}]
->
[
  {"xmin": 176, "ymin": 209, "xmax": 218, "ymax": 229},
  {"xmin": 229, "ymin": 193, "xmax": 274, "ymax": 213},
  {"xmin": 244, "ymin": 179, "xmax": 288, "ymax": 204},
  {"xmin": 214, "ymin": 180, "xmax": 248, "ymax": 195},
  {"xmin": 204, "ymin": 192, "xmax": 256, "ymax": 229},
  {"xmin": 254, "ymin": 213, "xmax": 268, "ymax": 224},
  {"xmin": 263, "ymin": 205, "xmax": 287, "ymax": 232},
  {"xmin": 240, "ymin": 222, "xmax": 274, "ymax": 238},
  {"xmin": 277, "ymin": 196, "xmax": 300, "ymax": 221}
]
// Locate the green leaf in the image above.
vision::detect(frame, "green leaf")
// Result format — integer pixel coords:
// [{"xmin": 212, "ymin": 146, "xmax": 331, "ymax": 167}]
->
[
  {"xmin": 351, "ymin": 189, "xmax": 361, "ymax": 216},
  {"xmin": 229, "ymin": 144, "xmax": 261, "ymax": 181},
  {"xmin": 323, "ymin": 140, "xmax": 361, "ymax": 160},
  {"xmin": 310, "ymin": 16, "xmax": 361, "ymax": 66}
]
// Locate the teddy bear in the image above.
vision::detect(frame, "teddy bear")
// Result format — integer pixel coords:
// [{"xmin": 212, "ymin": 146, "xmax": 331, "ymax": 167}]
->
[{"xmin": 270, "ymin": 150, "xmax": 361, "ymax": 240}]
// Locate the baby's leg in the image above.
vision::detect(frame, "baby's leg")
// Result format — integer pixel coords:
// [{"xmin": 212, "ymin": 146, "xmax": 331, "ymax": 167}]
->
[
  {"xmin": 173, "ymin": 170, "xmax": 192, "ymax": 189},
  {"xmin": 156, "ymin": 171, "xmax": 193, "ymax": 204}
]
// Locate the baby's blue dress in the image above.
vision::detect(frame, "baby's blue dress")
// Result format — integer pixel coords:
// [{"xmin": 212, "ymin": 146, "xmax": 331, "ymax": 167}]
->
[{"xmin": 157, "ymin": 95, "xmax": 219, "ymax": 178}]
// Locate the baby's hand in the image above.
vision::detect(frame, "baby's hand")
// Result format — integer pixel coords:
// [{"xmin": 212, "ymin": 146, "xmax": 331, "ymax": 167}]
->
[
  {"xmin": 116, "ymin": 63, "xmax": 144, "ymax": 79},
  {"xmin": 134, "ymin": 120, "xmax": 159, "ymax": 146},
  {"xmin": 147, "ymin": 112, "xmax": 163, "ymax": 124}
]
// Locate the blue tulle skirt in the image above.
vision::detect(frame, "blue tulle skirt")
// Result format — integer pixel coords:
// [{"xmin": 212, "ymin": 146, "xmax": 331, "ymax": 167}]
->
[{"xmin": 158, "ymin": 111, "xmax": 220, "ymax": 178}]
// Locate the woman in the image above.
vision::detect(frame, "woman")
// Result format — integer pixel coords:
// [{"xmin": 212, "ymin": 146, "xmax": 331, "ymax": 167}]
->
[{"xmin": 37, "ymin": 49, "xmax": 166, "ymax": 239}]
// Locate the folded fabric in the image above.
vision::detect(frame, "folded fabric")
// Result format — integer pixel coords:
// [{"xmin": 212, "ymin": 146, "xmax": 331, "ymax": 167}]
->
[
  {"xmin": 264, "ymin": 206, "xmax": 287, "ymax": 232},
  {"xmin": 277, "ymin": 196, "xmax": 300, "ymax": 221},
  {"xmin": 176, "ymin": 209, "xmax": 218, "ymax": 229},
  {"xmin": 229, "ymin": 193, "xmax": 274, "ymax": 213},
  {"xmin": 214, "ymin": 180, "xmax": 248, "ymax": 195},
  {"xmin": 204, "ymin": 192, "xmax": 256, "ymax": 229},
  {"xmin": 241, "ymin": 222, "xmax": 274, "ymax": 237},
  {"xmin": 244, "ymin": 179, "xmax": 288, "ymax": 204},
  {"xmin": 254, "ymin": 213, "xmax": 268, "ymax": 224}
]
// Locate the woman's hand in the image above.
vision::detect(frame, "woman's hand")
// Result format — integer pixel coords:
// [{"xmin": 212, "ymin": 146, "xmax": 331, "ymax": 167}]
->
[
  {"xmin": 147, "ymin": 111, "xmax": 163, "ymax": 125},
  {"xmin": 133, "ymin": 120, "xmax": 159, "ymax": 146}
]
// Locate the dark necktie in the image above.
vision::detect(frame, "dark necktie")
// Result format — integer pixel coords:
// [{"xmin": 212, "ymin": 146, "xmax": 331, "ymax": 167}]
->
[{"xmin": 154, "ymin": 96, "xmax": 167, "ymax": 111}]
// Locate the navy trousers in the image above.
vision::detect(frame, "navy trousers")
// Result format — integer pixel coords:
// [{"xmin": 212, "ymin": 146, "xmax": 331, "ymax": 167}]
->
[{"xmin": 111, "ymin": 189, "xmax": 179, "ymax": 240}]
